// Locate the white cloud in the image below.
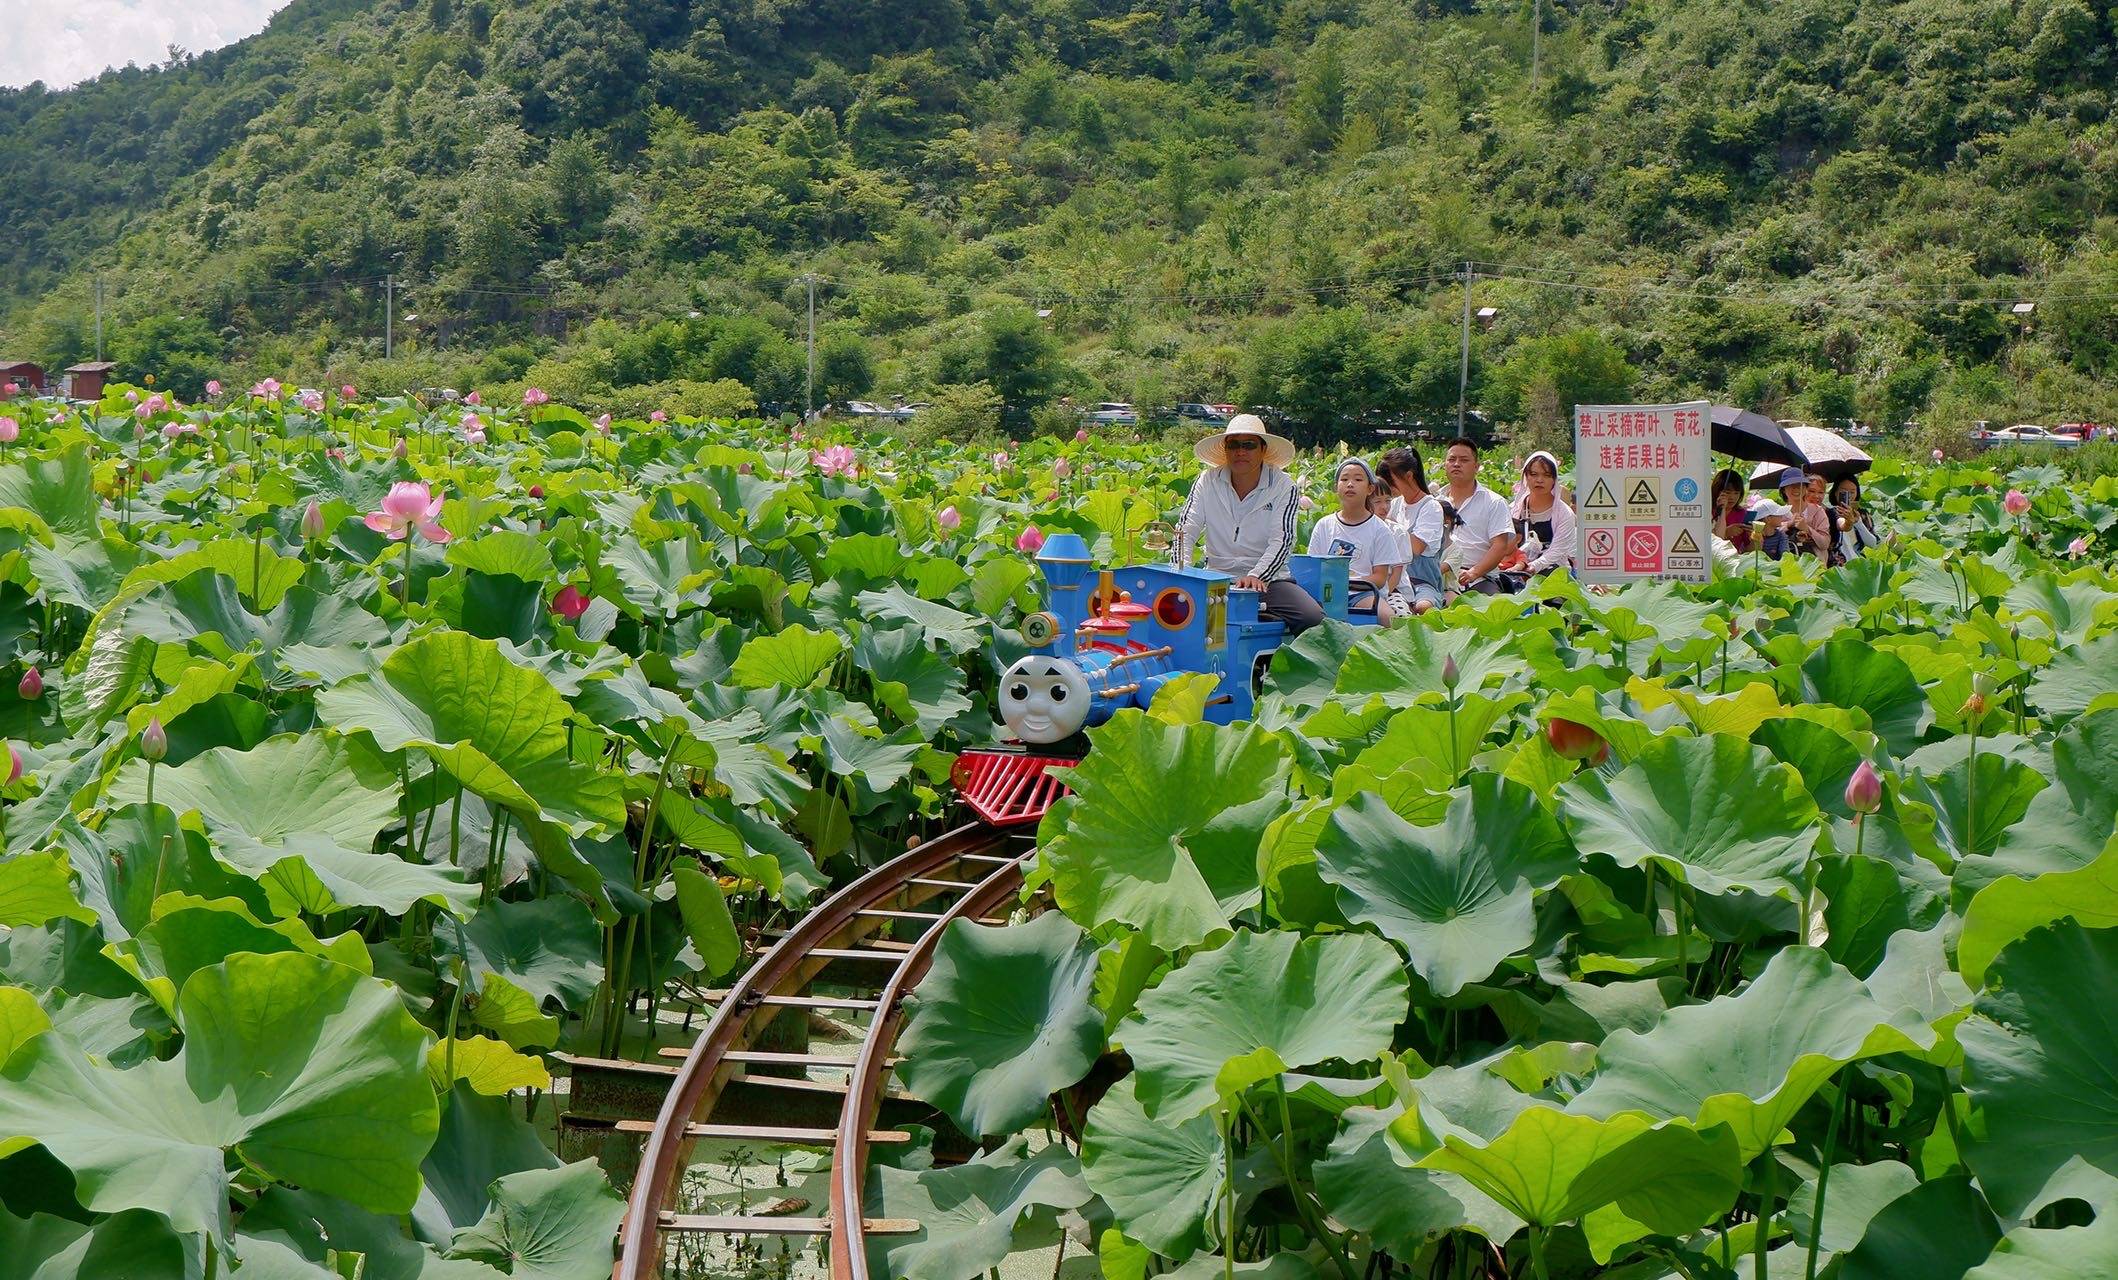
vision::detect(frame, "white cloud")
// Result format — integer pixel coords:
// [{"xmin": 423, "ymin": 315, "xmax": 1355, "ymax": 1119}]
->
[{"xmin": 0, "ymin": 0, "xmax": 292, "ymax": 91}]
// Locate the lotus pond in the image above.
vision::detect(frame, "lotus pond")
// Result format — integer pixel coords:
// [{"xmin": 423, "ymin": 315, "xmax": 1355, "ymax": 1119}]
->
[{"xmin": 0, "ymin": 387, "xmax": 2116, "ymax": 1280}]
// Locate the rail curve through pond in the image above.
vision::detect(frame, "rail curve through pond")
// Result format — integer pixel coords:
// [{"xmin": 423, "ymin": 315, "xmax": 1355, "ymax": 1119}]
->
[{"xmin": 612, "ymin": 821, "xmax": 1040, "ymax": 1279}]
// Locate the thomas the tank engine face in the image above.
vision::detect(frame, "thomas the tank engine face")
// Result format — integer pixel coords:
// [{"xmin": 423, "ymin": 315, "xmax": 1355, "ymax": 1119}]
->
[{"xmin": 998, "ymin": 655, "xmax": 1090, "ymax": 744}]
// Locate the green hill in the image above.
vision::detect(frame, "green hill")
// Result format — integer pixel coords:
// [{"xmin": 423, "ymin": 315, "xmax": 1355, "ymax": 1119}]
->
[{"xmin": 7, "ymin": 0, "xmax": 2118, "ymax": 442}]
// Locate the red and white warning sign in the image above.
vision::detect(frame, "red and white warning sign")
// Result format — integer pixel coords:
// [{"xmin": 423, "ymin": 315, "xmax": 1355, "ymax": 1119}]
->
[{"xmin": 1574, "ymin": 401, "xmax": 1711, "ymax": 585}]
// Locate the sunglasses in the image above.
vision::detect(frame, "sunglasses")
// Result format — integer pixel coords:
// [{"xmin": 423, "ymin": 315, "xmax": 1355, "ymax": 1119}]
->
[{"xmin": 1223, "ymin": 439, "xmax": 1262, "ymax": 451}]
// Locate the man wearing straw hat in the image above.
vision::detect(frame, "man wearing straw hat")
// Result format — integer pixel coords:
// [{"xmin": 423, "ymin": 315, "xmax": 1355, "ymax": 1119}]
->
[{"xmin": 1171, "ymin": 413, "xmax": 1324, "ymax": 634}]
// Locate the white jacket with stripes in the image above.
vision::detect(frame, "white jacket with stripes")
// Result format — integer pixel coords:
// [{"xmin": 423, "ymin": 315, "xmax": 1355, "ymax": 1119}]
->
[{"xmin": 1172, "ymin": 465, "xmax": 1301, "ymax": 582}]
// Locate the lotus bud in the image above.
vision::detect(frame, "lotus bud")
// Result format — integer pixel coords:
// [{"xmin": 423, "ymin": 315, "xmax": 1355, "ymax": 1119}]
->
[
  {"xmin": 393, "ymin": 438, "xmax": 408, "ymax": 459},
  {"xmin": 551, "ymin": 585, "xmax": 591, "ymax": 620},
  {"xmin": 465, "ymin": 391, "xmax": 482, "ymax": 406},
  {"xmin": 1441, "ymin": 655, "xmax": 1461, "ymax": 690},
  {"xmin": 17, "ymin": 667, "xmax": 41, "ymax": 701},
  {"xmin": 1298, "ymin": 494, "xmax": 1315, "ymax": 511},
  {"xmin": 1845, "ymin": 760, "xmax": 1883, "ymax": 815},
  {"xmin": 4, "ymin": 742, "xmax": 19, "ymax": 785},
  {"xmin": 937, "ymin": 505, "xmax": 962, "ymax": 531},
  {"xmin": 650, "ymin": 410, "xmax": 666, "ymax": 423},
  {"xmin": 1075, "ymin": 428, "xmax": 1090, "ymax": 443},
  {"xmin": 0, "ymin": 417, "xmax": 18, "ymax": 444},
  {"xmin": 341, "ymin": 384, "xmax": 357, "ymax": 398},
  {"xmin": 206, "ymin": 379, "xmax": 222, "ymax": 396},
  {"xmin": 1054, "ymin": 457, "xmax": 1072, "ymax": 479},
  {"xmin": 2004, "ymin": 489, "xmax": 2030, "ymax": 516},
  {"xmin": 528, "ymin": 484, "xmax": 545, "ymax": 500},
  {"xmin": 1016, "ymin": 525, "xmax": 1046, "ymax": 553},
  {"xmin": 140, "ymin": 718, "xmax": 168, "ymax": 762},
  {"xmin": 1545, "ymin": 716, "xmax": 1603, "ymax": 762},
  {"xmin": 300, "ymin": 500, "xmax": 326, "ymax": 542},
  {"xmin": 737, "ymin": 462, "xmax": 753, "ymax": 475}
]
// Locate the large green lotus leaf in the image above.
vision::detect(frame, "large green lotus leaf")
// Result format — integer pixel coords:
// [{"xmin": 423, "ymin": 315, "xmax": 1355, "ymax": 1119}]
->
[
  {"xmin": 0, "ymin": 849, "xmax": 97, "ymax": 928},
  {"xmin": 867, "ymin": 1140, "xmax": 1092, "ymax": 1280},
  {"xmin": 1315, "ymin": 776, "xmax": 1575, "ymax": 996},
  {"xmin": 1414, "ymin": 1106, "xmax": 1742, "ymax": 1234},
  {"xmin": 670, "ymin": 862, "xmax": 741, "ymax": 979},
  {"xmin": 1897, "ymin": 735, "xmax": 2047, "ymax": 867},
  {"xmin": 854, "ymin": 585, "xmax": 986, "ymax": 652},
  {"xmin": 1837, "ymin": 1176, "xmax": 2003, "ymax": 1280},
  {"xmin": 1819, "ymin": 852, "xmax": 1950, "ymax": 977},
  {"xmin": 1801, "ymin": 634, "xmax": 1932, "ymax": 753},
  {"xmin": 1587, "ymin": 579, "xmax": 1720, "ymax": 654},
  {"xmin": 108, "ymin": 732, "xmax": 477, "ymax": 916},
  {"xmin": 1119, "ymin": 928, "xmax": 1407, "ymax": 1121},
  {"xmin": 2001, "ymin": 575, "xmax": 2117, "ymax": 649},
  {"xmin": 605, "ymin": 532, "xmax": 715, "ymax": 616},
  {"xmin": 0, "ymin": 1208, "xmax": 188, "ymax": 1279},
  {"xmin": 1258, "ymin": 619, "xmax": 1365, "ymax": 720},
  {"xmin": 445, "ymin": 530, "xmax": 555, "ymax": 583},
  {"xmin": 0, "ymin": 986, "xmax": 49, "ymax": 1063},
  {"xmin": 1960, "ymin": 709, "xmax": 2118, "ymax": 899},
  {"xmin": 854, "ymin": 623, "xmax": 972, "ymax": 735},
  {"xmin": 1335, "ymin": 626, "xmax": 1518, "ymax": 706},
  {"xmin": 1960, "ymin": 921, "xmax": 2118, "ymax": 1216},
  {"xmin": 108, "ymin": 573, "xmax": 389, "ymax": 673},
  {"xmin": 443, "ymin": 1161, "xmax": 624, "ymax": 1280},
  {"xmin": 1042, "ymin": 711, "xmax": 1292, "ymax": 950},
  {"xmin": 1752, "ymin": 718, "xmax": 1867, "ymax": 820},
  {"xmin": 426, "ymin": 1036, "xmax": 548, "ymax": 1096},
  {"xmin": 1558, "ymin": 733, "xmax": 1819, "ymax": 899},
  {"xmin": 1331, "ymin": 693, "xmax": 1530, "ymax": 795},
  {"xmin": 413, "ymin": 1081, "xmax": 563, "ymax": 1244},
  {"xmin": 899, "ymin": 914, "xmax": 1104, "ymax": 1138},
  {"xmin": 1571, "ymin": 947, "xmax": 1929, "ymax": 1159},
  {"xmin": 434, "ymin": 896, "xmax": 604, "ymax": 1013},
  {"xmin": 688, "ymin": 709, "xmax": 808, "ymax": 812},
  {"xmin": 315, "ymin": 631, "xmax": 622, "ymax": 835},
  {"xmin": 1784, "ymin": 1160, "xmax": 1923, "ymax": 1258},
  {"xmin": 0, "ymin": 445, "xmax": 98, "ymax": 546},
  {"xmin": 0, "ymin": 951, "xmax": 436, "ymax": 1242},
  {"xmin": 1081, "ymin": 1074, "xmax": 1225, "ymax": 1259},
  {"xmin": 728, "ymin": 623, "xmax": 843, "ymax": 689},
  {"xmin": 24, "ymin": 535, "xmax": 141, "ymax": 613},
  {"xmin": 1957, "ymin": 848, "xmax": 2118, "ymax": 987},
  {"xmin": 2028, "ymin": 633, "xmax": 2118, "ymax": 722},
  {"xmin": 1963, "ymin": 1208, "xmax": 2118, "ymax": 1280},
  {"xmin": 467, "ymin": 971, "xmax": 561, "ymax": 1049},
  {"xmin": 1312, "ymin": 1106, "xmax": 1524, "ymax": 1252},
  {"xmin": 815, "ymin": 717, "xmax": 928, "ymax": 796},
  {"xmin": 106, "ymin": 892, "xmax": 372, "ymax": 1013},
  {"xmin": 250, "ymin": 1186, "xmax": 512, "ymax": 1280}
]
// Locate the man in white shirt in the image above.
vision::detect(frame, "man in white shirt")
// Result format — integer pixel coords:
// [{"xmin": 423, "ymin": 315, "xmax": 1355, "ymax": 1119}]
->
[
  {"xmin": 1438, "ymin": 437, "xmax": 1516, "ymax": 597},
  {"xmin": 1172, "ymin": 414, "xmax": 1324, "ymax": 633}
]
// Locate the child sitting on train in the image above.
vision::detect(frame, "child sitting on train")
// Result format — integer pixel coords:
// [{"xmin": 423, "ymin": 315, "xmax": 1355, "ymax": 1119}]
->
[
  {"xmin": 1307, "ymin": 457, "xmax": 1403, "ymax": 625},
  {"xmin": 1375, "ymin": 447, "xmax": 1446, "ymax": 615}
]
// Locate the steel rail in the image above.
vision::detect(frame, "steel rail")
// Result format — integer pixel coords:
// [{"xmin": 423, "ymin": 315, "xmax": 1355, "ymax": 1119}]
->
[
  {"xmin": 612, "ymin": 822, "xmax": 1017, "ymax": 1279},
  {"xmin": 831, "ymin": 844, "xmax": 1035, "ymax": 1280}
]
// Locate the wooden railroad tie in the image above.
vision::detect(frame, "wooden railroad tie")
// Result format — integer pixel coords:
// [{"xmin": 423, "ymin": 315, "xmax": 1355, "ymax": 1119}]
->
[
  {"xmin": 656, "ymin": 1213, "xmax": 919, "ymax": 1237},
  {"xmin": 612, "ymin": 1119, "xmax": 910, "ymax": 1145}
]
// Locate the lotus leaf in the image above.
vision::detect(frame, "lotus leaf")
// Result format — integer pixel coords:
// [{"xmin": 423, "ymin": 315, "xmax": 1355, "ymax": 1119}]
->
[
  {"xmin": 444, "ymin": 1160, "xmax": 624, "ymax": 1280},
  {"xmin": 0, "ymin": 1208, "xmax": 188, "ymax": 1279},
  {"xmin": 867, "ymin": 1140, "xmax": 1092, "ymax": 1280},
  {"xmin": 1081, "ymin": 1074, "xmax": 1226, "ymax": 1258},
  {"xmin": 899, "ymin": 913, "xmax": 1104, "ymax": 1137},
  {"xmin": 1837, "ymin": 1176, "xmax": 2003, "ymax": 1280}
]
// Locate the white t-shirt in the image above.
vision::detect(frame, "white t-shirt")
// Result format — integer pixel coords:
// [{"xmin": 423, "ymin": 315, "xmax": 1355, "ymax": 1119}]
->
[
  {"xmin": 1307, "ymin": 512, "xmax": 1406, "ymax": 582},
  {"xmin": 1387, "ymin": 494, "xmax": 1446, "ymax": 557},
  {"xmin": 1438, "ymin": 485, "xmax": 1514, "ymax": 574}
]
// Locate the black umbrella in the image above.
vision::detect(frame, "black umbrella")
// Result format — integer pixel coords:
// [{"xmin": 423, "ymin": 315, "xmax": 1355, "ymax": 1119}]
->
[{"xmin": 1710, "ymin": 405, "xmax": 1809, "ymax": 467}]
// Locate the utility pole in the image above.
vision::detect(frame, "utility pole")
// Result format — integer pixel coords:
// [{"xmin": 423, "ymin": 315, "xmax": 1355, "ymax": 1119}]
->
[
  {"xmin": 1532, "ymin": 0, "xmax": 1543, "ymax": 91},
  {"xmin": 1456, "ymin": 261, "xmax": 1473, "ymax": 437},
  {"xmin": 804, "ymin": 273, "xmax": 817, "ymax": 421},
  {"xmin": 384, "ymin": 274, "xmax": 394, "ymax": 358},
  {"xmin": 94, "ymin": 275, "xmax": 104, "ymax": 360}
]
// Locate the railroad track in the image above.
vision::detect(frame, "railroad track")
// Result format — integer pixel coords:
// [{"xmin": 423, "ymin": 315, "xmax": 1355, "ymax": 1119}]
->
[{"xmin": 600, "ymin": 821, "xmax": 1044, "ymax": 1280}]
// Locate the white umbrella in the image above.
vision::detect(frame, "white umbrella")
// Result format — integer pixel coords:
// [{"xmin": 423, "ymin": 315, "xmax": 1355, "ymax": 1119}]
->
[
  {"xmin": 1749, "ymin": 459, "xmax": 1804, "ymax": 491},
  {"xmin": 1781, "ymin": 425, "xmax": 1871, "ymax": 480}
]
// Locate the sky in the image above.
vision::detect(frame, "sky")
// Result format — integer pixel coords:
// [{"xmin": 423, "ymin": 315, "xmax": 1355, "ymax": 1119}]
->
[{"xmin": 1, "ymin": 0, "xmax": 291, "ymax": 90}]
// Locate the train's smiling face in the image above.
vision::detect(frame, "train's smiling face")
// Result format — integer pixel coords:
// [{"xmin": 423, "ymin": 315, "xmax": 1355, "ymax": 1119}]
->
[{"xmin": 999, "ymin": 655, "xmax": 1090, "ymax": 743}]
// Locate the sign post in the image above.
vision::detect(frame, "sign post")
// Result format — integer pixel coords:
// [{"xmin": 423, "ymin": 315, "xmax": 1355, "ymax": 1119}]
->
[{"xmin": 1573, "ymin": 401, "xmax": 1712, "ymax": 584}]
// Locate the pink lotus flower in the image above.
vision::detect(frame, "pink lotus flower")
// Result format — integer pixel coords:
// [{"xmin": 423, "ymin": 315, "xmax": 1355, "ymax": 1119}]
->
[
  {"xmin": 297, "ymin": 389, "xmax": 325, "ymax": 413},
  {"xmin": 205, "ymin": 379, "xmax": 222, "ymax": 397},
  {"xmin": 1931, "ymin": 449, "xmax": 1944, "ymax": 463},
  {"xmin": 464, "ymin": 391, "xmax": 481, "ymax": 406},
  {"xmin": 1054, "ymin": 457, "xmax": 1072, "ymax": 479},
  {"xmin": 523, "ymin": 387, "xmax": 549, "ymax": 406},
  {"xmin": 461, "ymin": 411, "xmax": 483, "ymax": 431},
  {"xmin": 650, "ymin": 410, "xmax": 667, "ymax": 423},
  {"xmin": 161, "ymin": 422, "xmax": 198, "ymax": 440},
  {"xmin": 145, "ymin": 393, "xmax": 166, "ymax": 414},
  {"xmin": 1074, "ymin": 428, "xmax": 1089, "ymax": 443},
  {"xmin": 813, "ymin": 444, "xmax": 858, "ymax": 478},
  {"xmin": 1044, "ymin": 489, "xmax": 1059, "ymax": 502},
  {"xmin": 1016, "ymin": 525, "xmax": 1045, "ymax": 553},
  {"xmin": 125, "ymin": 390, "xmax": 140, "ymax": 404},
  {"xmin": 4, "ymin": 742, "xmax": 19, "ymax": 785},
  {"xmin": 993, "ymin": 450, "xmax": 1011, "ymax": 469},
  {"xmin": 0, "ymin": 418, "xmax": 20, "ymax": 443},
  {"xmin": 464, "ymin": 428, "xmax": 486, "ymax": 446},
  {"xmin": 2004, "ymin": 489, "xmax": 2030, "ymax": 516},
  {"xmin": 0, "ymin": 382, "xmax": 15, "ymax": 398},
  {"xmin": 937, "ymin": 505, "xmax": 961, "ymax": 531},
  {"xmin": 341, "ymin": 384, "xmax": 356, "ymax": 398},
  {"xmin": 134, "ymin": 403, "xmax": 153, "ymax": 422},
  {"xmin": 595, "ymin": 413, "xmax": 613, "ymax": 434},
  {"xmin": 1845, "ymin": 760, "xmax": 1883, "ymax": 814},
  {"xmin": 2069, "ymin": 536, "xmax": 2090, "ymax": 558},
  {"xmin": 364, "ymin": 482, "xmax": 451, "ymax": 542},
  {"xmin": 551, "ymin": 584, "xmax": 591, "ymax": 620},
  {"xmin": 18, "ymin": 668, "xmax": 42, "ymax": 701},
  {"xmin": 326, "ymin": 447, "xmax": 345, "ymax": 462},
  {"xmin": 251, "ymin": 378, "xmax": 281, "ymax": 399}
]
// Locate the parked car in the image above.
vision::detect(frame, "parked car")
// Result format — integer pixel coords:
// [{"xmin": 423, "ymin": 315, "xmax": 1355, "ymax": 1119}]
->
[
  {"xmin": 1174, "ymin": 402, "xmax": 1229, "ymax": 425},
  {"xmin": 1976, "ymin": 423, "xmax": 2077, "ymax": 446},
  {"xmin": 1085, "ymin": 402, "xmax": 1137, "ymax": 425},
  {"xmin": 2054, "ymin": 422, "xmax": 2105, "ymax": 441}
]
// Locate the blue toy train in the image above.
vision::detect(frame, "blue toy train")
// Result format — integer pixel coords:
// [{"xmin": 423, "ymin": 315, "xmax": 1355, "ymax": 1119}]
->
[{"xmin": 951, "ymin": 531, "xmax": 1377, "ymax": 825}]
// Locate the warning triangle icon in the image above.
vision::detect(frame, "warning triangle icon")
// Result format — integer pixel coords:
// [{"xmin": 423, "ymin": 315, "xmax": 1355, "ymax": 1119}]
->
[
  {"xmin": 1627, "ymin": 477, "xmax": 1657, "ymax": 505},
  {"xmin": 1584, "ymin": 478, "xmax": 1617, "ymax": 509},
  {"xmin": 1671, "ymin": 529, "xmax": 1700, "ymax": 554}
]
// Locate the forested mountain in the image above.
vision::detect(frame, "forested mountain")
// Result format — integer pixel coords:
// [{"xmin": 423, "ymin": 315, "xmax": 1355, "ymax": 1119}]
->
[{"xmin": 6, "ymin": 0, "xmax": 2118, "ymax": 438}]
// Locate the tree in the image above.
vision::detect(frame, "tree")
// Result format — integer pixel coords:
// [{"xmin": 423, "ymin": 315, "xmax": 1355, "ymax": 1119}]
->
[
  {"xmin": 1291, "ymin": 32, "xmax": 1348, "ymax": 151},
  {"xmin": 1243, "ymin": 308, "xmax": 1396, "ymax": 431},
  {"xmin": 111, "ymin": 312, "xmax": 225, "ymax": 400},
  {"xmin": 816, "ymin": 329, "xmax": 874, "ymax": 407},
  {"xmin": 544, "ymin": 137, "xmax": 612, "ymax": 237},
  {"xmin": 1485, "ymin": 330, "xmax": 1635, "ymax": 425},
  {"xmin": 936, "ymin": 305, "xmax": 1071, "ymax": 411}
]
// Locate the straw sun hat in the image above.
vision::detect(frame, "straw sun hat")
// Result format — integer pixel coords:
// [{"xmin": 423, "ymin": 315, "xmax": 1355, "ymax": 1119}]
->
[{"xmin": 1194, "ymin": 413, "xmax": 1296, "ymax": 468}]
